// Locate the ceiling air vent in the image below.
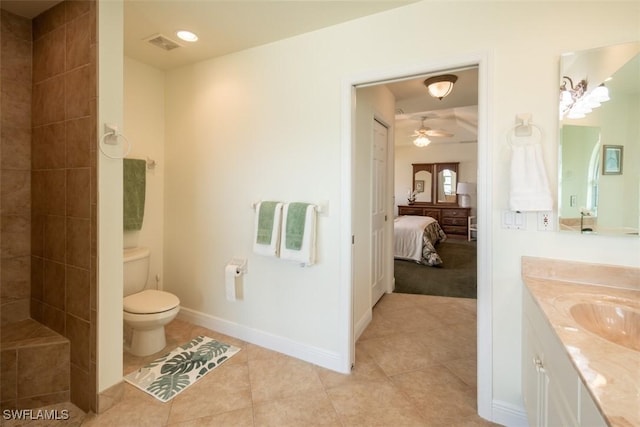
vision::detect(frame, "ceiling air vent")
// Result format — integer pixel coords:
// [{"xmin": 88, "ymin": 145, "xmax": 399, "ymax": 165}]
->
[{"xmin": 144, "ymin": 34, "xmax": 181, "ymax": 51}]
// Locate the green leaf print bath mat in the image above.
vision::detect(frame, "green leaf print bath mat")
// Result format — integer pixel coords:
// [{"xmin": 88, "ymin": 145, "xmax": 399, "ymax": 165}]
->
[{"xmin": 124, "ymin": 335, "xmax": 240, "ymax": 402}]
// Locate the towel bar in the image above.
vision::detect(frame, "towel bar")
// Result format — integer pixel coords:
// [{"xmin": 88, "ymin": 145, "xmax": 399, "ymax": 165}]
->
[{"xmin": 252, "ymin": 201, "xmax": 326, "ymax": 214}]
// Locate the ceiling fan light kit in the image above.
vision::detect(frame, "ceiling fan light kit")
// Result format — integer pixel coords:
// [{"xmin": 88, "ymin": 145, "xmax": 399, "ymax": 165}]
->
[
  {"xmin": 412, "ymin": 116, "xmax": 454, "ymax": 147},
  {"xmin": 424, "ymin": 74, "xmax": 458, "ymax": 100},
  {"xmin": 413, "ymin": 134, "xmax": 431, "ymax": 147}
]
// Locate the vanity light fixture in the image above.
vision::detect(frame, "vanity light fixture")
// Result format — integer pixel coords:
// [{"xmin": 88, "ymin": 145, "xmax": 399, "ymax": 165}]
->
[
  {"xmin": 176, "ymin": 30, "xmax": 198, "ymax": 42},
  {"xmin": 423, "ymin": 74, "xmax": 458, "ymax": 100},
  {"xmin": 560, "ymin": 76, "xmax": 610, "ymax": 119}
]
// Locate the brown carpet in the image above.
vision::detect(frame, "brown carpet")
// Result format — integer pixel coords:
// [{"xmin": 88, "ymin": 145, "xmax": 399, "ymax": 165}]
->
[{"xmin": 393, "ymin": 239, "xmax": 477, "ymax": 298}]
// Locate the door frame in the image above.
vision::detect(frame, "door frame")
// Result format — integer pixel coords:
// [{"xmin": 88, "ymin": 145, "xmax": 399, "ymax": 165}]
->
[{"xmin": 339, "ymin": 52, "xmax": 493, "ymax": 420}]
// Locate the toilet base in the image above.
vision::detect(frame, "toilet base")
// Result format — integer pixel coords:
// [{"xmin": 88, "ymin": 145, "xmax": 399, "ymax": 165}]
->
[{"xmin": 129, "ymin": 327, "xmax": 167, "ymax": 357}]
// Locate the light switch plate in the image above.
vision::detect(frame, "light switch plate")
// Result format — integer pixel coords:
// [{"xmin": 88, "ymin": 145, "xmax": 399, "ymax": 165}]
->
[{"xmin": 502, "ymin": 210, "xmax": 526, "ymax": 230}]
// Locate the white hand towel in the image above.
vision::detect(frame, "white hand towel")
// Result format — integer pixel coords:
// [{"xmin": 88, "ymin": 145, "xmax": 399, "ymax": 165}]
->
[
  {"xmin": 280, "ymin": 203, "xmax": 316, "ymax": 266},
  {"xmin": 509, "ymin": 143, "xmax": 553, "ymax": 212},
  {"xmin": 253, "ymin": 202, "xmax": 283, "ymax": 257}
]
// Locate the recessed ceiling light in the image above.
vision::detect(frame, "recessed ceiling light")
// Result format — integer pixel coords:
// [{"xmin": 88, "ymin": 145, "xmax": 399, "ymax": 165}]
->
[{"xmin": 176, "ymin": 30, "xmax": 198, "ymax": 42}]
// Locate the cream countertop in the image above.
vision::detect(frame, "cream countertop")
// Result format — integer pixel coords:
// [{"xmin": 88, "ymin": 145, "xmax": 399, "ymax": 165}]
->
[{"xmin": 522, "ymin": 257, "xmax": 639, "ymax": 427}]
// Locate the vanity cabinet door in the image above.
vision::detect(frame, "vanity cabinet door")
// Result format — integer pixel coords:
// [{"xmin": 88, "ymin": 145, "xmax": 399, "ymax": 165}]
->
[
  {"xmin": 578, "ymin": 383, "xmax": 607, "ymax": 426},
  {"xmin": 523, "ymin": 287, "xmax": 607, "ymax": 427},
  {"xmin": 522, "ymin": 316, "xmax": 547, "ymax": 427}
]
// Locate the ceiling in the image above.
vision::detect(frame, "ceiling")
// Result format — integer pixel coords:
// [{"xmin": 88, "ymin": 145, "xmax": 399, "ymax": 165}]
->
[
  {"xmin": 1, "ymin": 1, "xmax": 417, "ymax": 69},
  {"xmin": 2, "ymin": 0, "xmax": 478, "ymax": 145},
  {"xmin": 123, "ymin": 1, "xmax": 419, "ymax": 70},
  {"xmin": 384, "ymin": 67, "xmax": 479, "ymax": 146}
]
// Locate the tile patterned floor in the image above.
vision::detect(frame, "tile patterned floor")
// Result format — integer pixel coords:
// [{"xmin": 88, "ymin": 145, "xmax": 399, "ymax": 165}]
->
[{"xmin": 12, "ymin": 293, "xmax": 501, "ymax": 426}]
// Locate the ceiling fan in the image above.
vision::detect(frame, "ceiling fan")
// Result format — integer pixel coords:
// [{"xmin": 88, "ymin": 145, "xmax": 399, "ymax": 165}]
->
[{"xmin": 411, "ymin": 116, "xmax": 454, "ymax": 139}]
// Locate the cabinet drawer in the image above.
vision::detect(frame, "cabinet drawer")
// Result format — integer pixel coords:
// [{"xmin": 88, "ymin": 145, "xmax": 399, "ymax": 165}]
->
[
  {"xmin": 442, "ymin": 217, "xmax": 467, "ymax": 226},
  {"xmin": 442, "ymin": 208, "xmax": 468, "ymax": 218},
  {"xmin": 424, "ymin": 210, "xmax": 441, "ymax": 221},
  {"xmin": 399, "ymin": 207, "xmax": 423, "ymax": 216}
]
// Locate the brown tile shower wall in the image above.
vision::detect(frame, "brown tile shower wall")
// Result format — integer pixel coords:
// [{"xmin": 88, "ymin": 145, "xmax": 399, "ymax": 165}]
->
[
  {"xmin": 29, "ymin": 0, "xmax": 97, "ymax": 412},
  {"xmin": 0, "ymin": 10, "xmax": 33, "ymax": 325}
]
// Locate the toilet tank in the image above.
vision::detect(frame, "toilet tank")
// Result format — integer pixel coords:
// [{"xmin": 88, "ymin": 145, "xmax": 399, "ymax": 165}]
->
[{"xmin": 123, "ymin": 247, "xmax": 150, "ymax": 297}]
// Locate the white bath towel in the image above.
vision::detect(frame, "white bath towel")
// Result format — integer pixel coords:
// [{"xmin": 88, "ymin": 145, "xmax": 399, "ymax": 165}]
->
[
  {"xmin": 509, "ymin": 142, "xmax": 553, "ymax": 212},
  {"xmin": 279, "ymin": 203, "xmax": 316, "ymax": 266},
  {"xmin": 253, "ymin": 201, "xmax": 283, "ymax": 257}
]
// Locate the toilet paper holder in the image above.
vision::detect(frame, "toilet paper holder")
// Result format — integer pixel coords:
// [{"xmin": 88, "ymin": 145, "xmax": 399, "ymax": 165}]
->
[{"xmin": 228, "ymin": 257, "xmax": 248, "ymax": 275}]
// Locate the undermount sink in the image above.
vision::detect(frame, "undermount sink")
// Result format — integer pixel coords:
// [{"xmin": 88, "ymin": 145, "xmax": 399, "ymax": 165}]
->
[{"xmin": 570, "ymin": 302, "xmax": 640, "ymax": 351}]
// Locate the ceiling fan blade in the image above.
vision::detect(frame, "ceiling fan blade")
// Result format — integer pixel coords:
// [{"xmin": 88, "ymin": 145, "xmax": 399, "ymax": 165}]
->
[{"xmin": 425, "ymin": 129, "xmax": 454, "ymax": 137}]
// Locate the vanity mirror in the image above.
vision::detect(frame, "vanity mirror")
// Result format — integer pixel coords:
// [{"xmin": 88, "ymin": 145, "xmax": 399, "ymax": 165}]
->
[
  {"xmin": 412, "ymin": 162, "xmax": 458, "ymax": 205},
  {"xmin": 558, "ymin": 41, "xmax": 639, "ymax": 236}
]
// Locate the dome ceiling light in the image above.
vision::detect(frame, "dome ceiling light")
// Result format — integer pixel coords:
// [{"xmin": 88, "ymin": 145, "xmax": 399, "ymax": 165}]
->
[{"xmin": 423, "ymin": 74, "xmax": 458, "ymax": 100}]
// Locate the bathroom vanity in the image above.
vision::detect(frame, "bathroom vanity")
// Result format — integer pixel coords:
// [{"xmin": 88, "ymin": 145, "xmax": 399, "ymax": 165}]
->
[{"xmin": 521, "ymin": 257, "xmax": 639, "ymax": 427}]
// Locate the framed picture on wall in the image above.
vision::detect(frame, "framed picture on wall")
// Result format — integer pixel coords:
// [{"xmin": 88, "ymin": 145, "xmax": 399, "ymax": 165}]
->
[
  {"xmin": 603, "ymin": 145, "xmax": 623, "ymax": 175},
  {"xmin": 415, "ymin": 180, "xmax": 424, "ymax": 193}
]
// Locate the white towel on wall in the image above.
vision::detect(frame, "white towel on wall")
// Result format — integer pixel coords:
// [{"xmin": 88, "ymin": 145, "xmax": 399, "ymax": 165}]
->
[
  {"xmin": 253, "ymin": 202, "xmax": 283, "ymax": 257},
  {"xmin": 279, "ymin": 203, "xmax": 317, "ymax": 266},
  {"xmin": 509, "ymin": 143, "xmax": 553, "ymax": 212}
]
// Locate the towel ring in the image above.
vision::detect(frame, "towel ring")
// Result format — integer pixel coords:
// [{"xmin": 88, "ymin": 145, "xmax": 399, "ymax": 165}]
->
[
  {"xmin": 507, "ymin": 122, "xmax": 544, "ymax": 147},
  {"xmin": 99, "ymin": 131, "xmax": 132, "ymax": 159}
]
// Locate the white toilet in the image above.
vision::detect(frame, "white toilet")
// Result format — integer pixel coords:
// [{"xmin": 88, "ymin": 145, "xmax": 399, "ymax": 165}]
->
[{"xmin": 123, "ymin": 247, "xmax": 180, "ymax": 356}]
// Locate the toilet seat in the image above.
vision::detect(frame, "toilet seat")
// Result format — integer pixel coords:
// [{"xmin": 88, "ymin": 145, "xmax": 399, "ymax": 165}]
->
[{"xmin": 124, "ymin": 289, "xmax": 180, "ymax": 314}]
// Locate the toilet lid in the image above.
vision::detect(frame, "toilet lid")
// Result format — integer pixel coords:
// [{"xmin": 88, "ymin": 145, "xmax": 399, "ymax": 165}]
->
[{"xmin": 124, "ymin": 290, "xmax": 180, "ymax": 314}]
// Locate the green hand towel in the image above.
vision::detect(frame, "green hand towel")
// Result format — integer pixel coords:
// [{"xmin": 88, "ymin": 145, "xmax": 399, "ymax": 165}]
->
[
  {"xmin": 123, "ymin": 158, "xmax": 146, "ymax": 231},
  {"xmin": 256, "ymin": 201, "xmax": 279, "ymax": 244},
  {"xmin": 285, "ymin": 203, "xmax": 310, "ymax": 250}
]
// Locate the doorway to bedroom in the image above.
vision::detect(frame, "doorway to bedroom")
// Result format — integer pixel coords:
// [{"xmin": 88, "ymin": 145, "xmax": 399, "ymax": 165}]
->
[
  {"xmin": 389, "ymin": 66, "xmax": 479, "ymax": 298},
  {"xmin": 351, "ymin": 62, "xmax": 483, "ymax": 417}
]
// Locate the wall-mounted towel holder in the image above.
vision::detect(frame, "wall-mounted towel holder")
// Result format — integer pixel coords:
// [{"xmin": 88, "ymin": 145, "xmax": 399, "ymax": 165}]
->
[
  {"xmin": 99, "ymin": 123, "xmax": 132, "ymax": 159},
  {"xmin": 251, "ymin": 200, "xmax": 328, "ymax": 215},
  {"xmin": 514, "ymin": 113, "xmax": 533, "ymax": 137},
  {"xmin": 508, "ymin": 114, "xmax": 544, "ymax": 146}
]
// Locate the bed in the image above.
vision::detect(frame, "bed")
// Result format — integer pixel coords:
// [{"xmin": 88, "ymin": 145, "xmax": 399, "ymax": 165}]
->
[{"xmin": 394, "ymin": 215, "xmax": 447, "ymax": 266}]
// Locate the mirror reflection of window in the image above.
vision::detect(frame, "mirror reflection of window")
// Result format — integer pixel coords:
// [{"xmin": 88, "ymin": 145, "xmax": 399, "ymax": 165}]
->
[
  {"xmin": 586, "ymin": 140, "xmax": 600, "ymax": 215},
  {"xmin": 443, "ymin": 170, "xmax": 452, "ymax": 195}
]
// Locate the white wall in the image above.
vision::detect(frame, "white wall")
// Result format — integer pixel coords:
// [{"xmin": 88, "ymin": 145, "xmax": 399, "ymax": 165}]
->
[
  {"xmin": 97, "ymin": 0, "xmax": 123, "ymax": 393},
  {"xmin": 123, "ymin": 57, "xmax": 165, "ymax": 290},
  {"xmin": 161, "ymin": 1, "xmax": 640, "ymax": 423},
  {"xmin": 164, "ymin": 53, "xmax": 346, "ymax": 367}
]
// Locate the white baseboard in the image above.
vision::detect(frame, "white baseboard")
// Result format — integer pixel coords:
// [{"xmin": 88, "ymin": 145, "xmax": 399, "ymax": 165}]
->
[
  {"xmin": 177, "ymin": 306, "xmax": 348, "ymax": 373},
  {"xmin": 353, "ymin": 309, "xmax": 372, "ymax": 342},
  {"xmin": 491, "ymin": 399, "xmax": 528, "ymax": 427}
]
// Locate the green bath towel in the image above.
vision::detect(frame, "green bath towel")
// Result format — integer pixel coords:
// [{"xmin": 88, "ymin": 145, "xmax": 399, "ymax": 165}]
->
[
  {"xmin": 123, "ymin": 158, "xmax": 146, "ymax": 231},
  {"xmin": 285, "ymin": 203, "xmax": 310, "ymax": 250},
  {"xmin": 256, "ymin": 201, "xmax": 279, "ymax": 244}
]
